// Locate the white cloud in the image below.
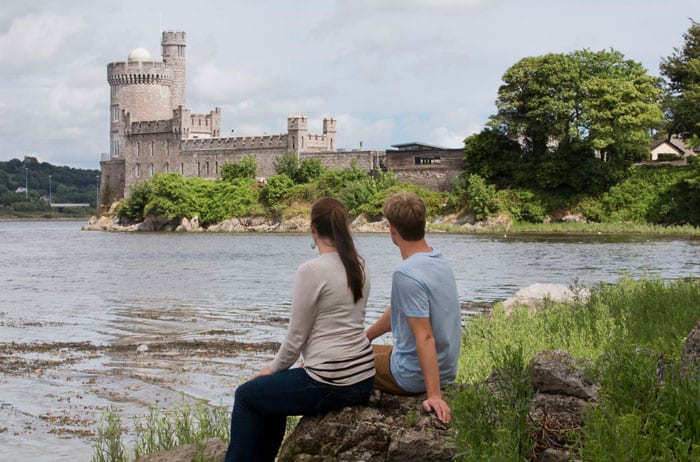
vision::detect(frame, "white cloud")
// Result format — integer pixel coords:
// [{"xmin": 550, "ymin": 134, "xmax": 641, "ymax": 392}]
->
[
  {"xmin": 334, "ymin": 114, "xmax": 395, "ymax": 150},
  {"xmin": 0, "ymin": 13, "xmax": 84, "ymax": 76},
  {"xmin": 191, "ymin": 63, "xmax": 268, "ymax": 103}
]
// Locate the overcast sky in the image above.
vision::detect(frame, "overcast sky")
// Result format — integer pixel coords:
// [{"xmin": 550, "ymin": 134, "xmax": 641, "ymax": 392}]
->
[{"xmin": 0, "ymin": 0, "xmax": 697, "ymax": 169}]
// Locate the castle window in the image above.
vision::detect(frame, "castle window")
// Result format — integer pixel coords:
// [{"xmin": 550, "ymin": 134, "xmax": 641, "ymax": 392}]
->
[
  {"xmin": 166, "ymin": 140, "xmax": 170, "ymax": 156},
  {"xmin": 136, "ymin": 164, "xmax": 141, "ymax": 177},
  {"xmin": 137, "ymin": 141, "xmax": 141, "ymax": 157},
  {"xmin": 164, "ymin": 162, "xmax": 170, "ymax": 173},
  {"xmin": 149, "ymin": 163, "xmax": 154, "ymax": 177},
  {"xmin": 206, "ymin": 161, "xmax": 210, "ymax": 175},
  {"xmin": 181, "ymin": 163, "xmax": 184, "ymax": 174},
  {"xmin": 151, "ymin": 141, "xmax": 154, "ymax": 156},
  {"xmin": 111, "ymin": 105, "xmax": 120, "ymax": 122},
  {"xmin": 415, "ymin": 156, "xmax": 441, "ymax": 165}
]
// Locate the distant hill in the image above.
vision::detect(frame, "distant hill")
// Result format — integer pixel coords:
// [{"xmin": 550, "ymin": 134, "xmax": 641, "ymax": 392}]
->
[{"xmin": 0, "ymin": 157, "xmax": 100, "ymax": 217}]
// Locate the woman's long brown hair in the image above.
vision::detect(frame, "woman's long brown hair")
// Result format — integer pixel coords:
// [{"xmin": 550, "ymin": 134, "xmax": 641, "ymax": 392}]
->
[{"xmin": 311, "ymin": 198, "xmax": 364, "ymax": 303}]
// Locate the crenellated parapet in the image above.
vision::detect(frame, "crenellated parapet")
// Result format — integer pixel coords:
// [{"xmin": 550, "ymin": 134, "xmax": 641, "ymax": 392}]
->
[
  {"xmin": 128, "ymin": 119, "xmax": 173, "ymax": 135},
  {"xmin": 182, "ymin": 134, "xmax": 289, "ymax": 151},
  {"xmin": 107, "ymin": 61, "xmax": 173, "ymax": 86}
]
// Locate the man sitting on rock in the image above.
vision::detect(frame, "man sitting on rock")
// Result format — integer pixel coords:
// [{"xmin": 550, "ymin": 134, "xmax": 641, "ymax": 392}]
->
[{"xmin": 365, "ymin": 192, "xmax": 461, "ymax": 423}]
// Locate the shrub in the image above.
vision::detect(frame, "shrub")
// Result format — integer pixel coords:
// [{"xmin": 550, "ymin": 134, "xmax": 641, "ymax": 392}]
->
[{"xmin": 221, "ymin": 156, "xmax": 257, "ymax": 181}]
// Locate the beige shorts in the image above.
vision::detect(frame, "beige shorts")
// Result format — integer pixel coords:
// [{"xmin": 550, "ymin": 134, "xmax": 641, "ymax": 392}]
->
[{"xmin": 372, "ymin": 344, "xmax": 413, "ymax": 395}]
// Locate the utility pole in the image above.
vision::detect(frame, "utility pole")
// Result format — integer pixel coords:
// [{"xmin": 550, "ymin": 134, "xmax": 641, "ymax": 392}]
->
[
  {"xmin": 25, "ymin": 167, "xmax": 28, "ymax": 199},
  {"xmin": 48, "ymin": 175, "xmax": 52, "ymax": 204}
]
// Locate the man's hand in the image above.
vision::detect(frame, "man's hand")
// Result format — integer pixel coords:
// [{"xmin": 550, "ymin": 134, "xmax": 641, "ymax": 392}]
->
[
  {"xmin": 251, "ymin": 365, "xmax": 274, "ymax": 380},
  {"xmin": 422, "ymin": 396, "xmax": 451, "ymax": 424}
]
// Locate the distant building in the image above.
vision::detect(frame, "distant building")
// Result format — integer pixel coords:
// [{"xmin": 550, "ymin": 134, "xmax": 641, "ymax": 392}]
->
[
  {"xmin": 649, "ymin": 135, "xmax": 699, "ymax": 163},
  {"xmin": 384, "ymin": 143, "xmax": 464, "ymax": 191}
]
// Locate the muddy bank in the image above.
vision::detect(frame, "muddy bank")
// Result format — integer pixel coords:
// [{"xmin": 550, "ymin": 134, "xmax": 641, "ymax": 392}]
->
[{"xmin": 0, "ymin": 337, "xmax": 280, "ymax": 461}]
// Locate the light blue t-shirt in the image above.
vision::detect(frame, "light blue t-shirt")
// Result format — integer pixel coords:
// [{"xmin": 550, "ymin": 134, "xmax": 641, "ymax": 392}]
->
[{"xmin": 389, "ymin": 249, "xmax": 461, "ymax": 393}]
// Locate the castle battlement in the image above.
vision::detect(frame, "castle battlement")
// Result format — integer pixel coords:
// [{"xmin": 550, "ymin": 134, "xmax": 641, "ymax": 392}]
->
[
  {"xmin": 107, "ymin": 62, "xmax": 173, "ymax": 85},
  {"xmin": 182, "ymin": 134, "xmax": 289, "ymax": 150},
  {"xmin": 129, "ymin": 119, "xmax": 173, "ymax": 135}
]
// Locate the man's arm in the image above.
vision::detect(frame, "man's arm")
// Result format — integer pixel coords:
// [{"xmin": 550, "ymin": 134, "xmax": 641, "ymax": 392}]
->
[
  {"xmin": 406, "ymin": 316, "xmax": 451, "ymax": 424},
  {"xmin": 365, "ymin": 307, "xmax": 391, "ymax": 342}
]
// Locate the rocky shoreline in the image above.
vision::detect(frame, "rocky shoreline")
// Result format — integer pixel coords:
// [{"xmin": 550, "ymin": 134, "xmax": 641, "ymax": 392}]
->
[{"xmin": 81, "ymin": 208, "xmax": 517, "ymax": 234}]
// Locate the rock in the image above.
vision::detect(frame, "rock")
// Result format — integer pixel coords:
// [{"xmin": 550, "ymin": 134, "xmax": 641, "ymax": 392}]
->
[
  {"xmin": 351, "ymin": 216, "xmax": 389, "ymax": 233},
  {"xmin": 528, "ymin": 350, "xmax": 597, "ymax": 460},
  {"xmin": 502, "ymin": 283, "xmax": 590, "ymax": 315},
  {"xmin": 277, "ymin": 390, "xmax": 456, "ymax": 462},
  {"xmin": 682, "ymin": 317, "xmax": 700, "ymax": 371},
  {"xmin": 530, "ymin": 350, "xmax": 597, "ymax": 401}
]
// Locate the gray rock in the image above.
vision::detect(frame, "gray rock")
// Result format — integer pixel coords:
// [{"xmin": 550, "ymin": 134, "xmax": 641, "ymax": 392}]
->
[{"xmin": 277, "ymin": 391, "xmax": 455, "ymax": 462}]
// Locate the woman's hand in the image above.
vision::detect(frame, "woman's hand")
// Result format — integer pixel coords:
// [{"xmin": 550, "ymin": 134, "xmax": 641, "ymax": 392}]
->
[{"xmin": 251, "ymin": 365, "xmax": 274, "ymax": 379}]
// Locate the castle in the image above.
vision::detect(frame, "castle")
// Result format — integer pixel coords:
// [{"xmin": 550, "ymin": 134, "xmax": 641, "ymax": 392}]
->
[
  {"xmin": 98, "ymin": 31, "xmax": 385, "ymax": 207},
  {"xmin": 98, "ymin": 31, "xmax": 463, "ymax": 209}
]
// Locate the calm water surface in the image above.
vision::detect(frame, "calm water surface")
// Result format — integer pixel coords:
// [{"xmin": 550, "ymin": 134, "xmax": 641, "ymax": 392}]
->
[{"xmin": 0, "ymin": 220, "xmax": 698, "ymax": 460}]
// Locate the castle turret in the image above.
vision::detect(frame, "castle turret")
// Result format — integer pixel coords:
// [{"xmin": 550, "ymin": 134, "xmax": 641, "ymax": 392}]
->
[
  {"xmin": 287, "ymin": 115, "xmax": 308, "ymax": 153},
  {"xmin": 323, "ymin": 117, "xmax": 337, "ymax": 151},
  {"xmin": 161, "ymin": 31, "xmax": 186, "ymax": 110}
]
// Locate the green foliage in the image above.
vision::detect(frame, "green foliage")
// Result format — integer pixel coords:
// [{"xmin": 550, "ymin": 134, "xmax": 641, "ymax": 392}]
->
[
  {"xmin": 220, "ymin": 155, "xmax": 257, "ymax": 181},
  {"xmin": 454, "ymin": 277, "xmax": 700, "ymax": 460},
  {"xmin": 260, "ymin": 174, "xmax": 294, "ymax": 209},
  {"xmin": 92, "ymin": 398, "xmax": 229, "ymax": 462},
  {"xmin": 452, "ymin": 345, "xmax": 535, "ymax": 461},
  {"xmin": 488, "ymin": 48, "xmax": 662, "ymax": 195},
  {"xmin": 273, "ymin": 153, "xmax": 325, "ymax": 184},
  {"xmin": 92, "ymin": 407, "xmax": 128, "ymax": 462},
  {"xmin": 660, "ymin": 19, "xmax": 700, "ymax": 142},
  {"xmin": 115, "ymin": 174, "xmax": 258, "ymax": 225},
  {"xmin": 494, "ymin": 189, "xmax": 546, "ymax": 223},
  {"xmin": 464, "ymin": 174, "xmax": 497, "ymax": 220},
  {"xmin": 0, "ymin": 157, "xmax": 100, "ymax": 215},
  {"xmin": 582, "ymin": 165, "xmax": 699, "ymax": 225}
]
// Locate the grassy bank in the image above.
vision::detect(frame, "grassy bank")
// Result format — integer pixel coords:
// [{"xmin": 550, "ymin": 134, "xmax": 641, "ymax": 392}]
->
[
  {"xmin": 453, "ymin": 277, "xmax": 700, "ymax": 460},
  {"xmin": 429, "ymin": 220, "xmax": 700, "ymax": 236}
]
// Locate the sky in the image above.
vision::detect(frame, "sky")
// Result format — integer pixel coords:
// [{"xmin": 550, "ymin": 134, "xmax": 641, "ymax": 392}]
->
[{"xmin": 0, "ymin": 0, "xmax": 698, "ymax": 170}]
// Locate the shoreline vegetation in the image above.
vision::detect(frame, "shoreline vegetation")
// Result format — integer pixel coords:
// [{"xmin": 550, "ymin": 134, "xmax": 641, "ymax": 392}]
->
[{"xmin": 92, "ymin": 276, "xmax": 700, "ymax": 461}]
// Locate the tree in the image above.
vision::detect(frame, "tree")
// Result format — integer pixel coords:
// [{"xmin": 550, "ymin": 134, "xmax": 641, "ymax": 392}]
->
[
  {"xmin": 462, "ymin": 127, "xmax": 522, "ymax": 188},
  {"xmin": 660, "ymin": 19, "xmax": 700, "ymax": 147},
  {"xmin": 221, "ymin": 155, "xmax": 257, "ymax": 181},
  {"xmin": 273, "ymin": 153, "xmax": 324, "ymax": 183},
  {"xmin": 489, "ymin": 49, "xmax": 663, "ymax": 192}
]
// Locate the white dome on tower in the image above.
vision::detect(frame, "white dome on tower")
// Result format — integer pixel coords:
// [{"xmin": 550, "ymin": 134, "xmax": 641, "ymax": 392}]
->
[{"xmin": 128, "ymin": 48, "xmax": 152, "ymax": 63}]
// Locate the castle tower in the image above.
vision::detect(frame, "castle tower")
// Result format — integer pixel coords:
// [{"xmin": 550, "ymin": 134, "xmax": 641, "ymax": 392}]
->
[
  {"xmin": 287, "ymin": 115, "xmax": 308, "ymax": 153},
  {"xmin": 161, "ymin": 31, "xmax": 186, "ymax": 110},
  {"xmin": 323, "ymin": 118, "xmax": 337, "ymax": 151}
]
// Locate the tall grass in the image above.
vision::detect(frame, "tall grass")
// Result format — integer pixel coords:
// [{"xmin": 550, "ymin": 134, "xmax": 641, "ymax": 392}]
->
[
  {"xmin": 92, "ymin": 397, "xmax": 230, "ymax": 462},
  {"xmin": 452, "ymin": 276, "xmax": 700, "ymax": 460}
]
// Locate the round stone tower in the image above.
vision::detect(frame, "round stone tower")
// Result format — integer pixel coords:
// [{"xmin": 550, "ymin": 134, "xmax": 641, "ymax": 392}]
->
[{"xmin": 161, "ymin": 31, "xmax": 186, "ymax": 110}]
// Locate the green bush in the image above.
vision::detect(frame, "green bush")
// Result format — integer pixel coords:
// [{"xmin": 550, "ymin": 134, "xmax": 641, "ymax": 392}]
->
[
  {"xmin": 221, "ymin": 156, "xmax": 257, "ymax": 181},
  {"xmin": 260, "ymin": 174, "xmax": 294, "ymax": 209},
  {"xmin": 466, "ymin": 174, "xmax": 497, "ymax": 220}
]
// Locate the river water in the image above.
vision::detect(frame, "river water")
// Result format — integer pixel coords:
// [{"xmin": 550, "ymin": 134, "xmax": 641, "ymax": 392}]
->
[{"xmin": 0, "ymin": 220, "xmax": 698, "ymax": 460}]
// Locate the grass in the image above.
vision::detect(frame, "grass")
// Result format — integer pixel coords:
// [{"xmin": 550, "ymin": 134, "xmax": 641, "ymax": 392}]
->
[
  {"xmin": 429, "ymin": 220, "xmax": 700, "ymax": 236},
  {"xmin": 451, "ymin": 276, "xmax": 700, "ymax": 461},
  {"xmin": 92, "ymin": 397, "xmax": 230, "ymax": 462}
]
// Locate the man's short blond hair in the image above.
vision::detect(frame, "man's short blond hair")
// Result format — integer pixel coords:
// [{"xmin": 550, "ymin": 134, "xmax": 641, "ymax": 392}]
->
[{"xmin": 383, "ymin": 192, "xmax": 426, "ymax": 241}]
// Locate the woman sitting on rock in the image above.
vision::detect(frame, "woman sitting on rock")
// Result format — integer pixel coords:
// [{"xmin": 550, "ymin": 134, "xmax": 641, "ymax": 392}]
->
[{"xmin": 225, "ymin": 197, "xmax": 375, "ymax": 462}]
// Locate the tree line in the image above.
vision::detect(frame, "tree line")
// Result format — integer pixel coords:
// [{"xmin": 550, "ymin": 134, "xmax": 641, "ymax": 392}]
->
[{"xmin": 0, "ymin": 156, "xmax": 100, "ymax": 216}]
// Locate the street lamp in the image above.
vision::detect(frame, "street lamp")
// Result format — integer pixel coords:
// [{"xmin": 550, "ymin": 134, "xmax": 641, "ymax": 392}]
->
[{"xmin": 48, "ymin": 175, "xmax": 52, "ymax": 205}]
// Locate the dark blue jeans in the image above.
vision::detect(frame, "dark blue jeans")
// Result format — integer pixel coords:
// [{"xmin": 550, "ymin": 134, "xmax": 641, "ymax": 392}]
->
[{"xmin": 224, "ymin": 367, "xmax": 374, "ymax": 462}]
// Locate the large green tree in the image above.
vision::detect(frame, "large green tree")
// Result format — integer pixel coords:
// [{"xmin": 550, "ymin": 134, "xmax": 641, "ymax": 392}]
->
[
  {"xmin": 487, "ymin": 49, "xmax": 663, "ymax": 192},
  {"xmin": 660, "ymin": 19, "xmax": 700, "ymax": 147}
]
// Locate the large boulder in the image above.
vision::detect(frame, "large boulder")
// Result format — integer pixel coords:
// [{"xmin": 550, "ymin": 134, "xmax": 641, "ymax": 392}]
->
[
  {"xmin": 502, "ymin": 283, "xmax": 590, "ymax": 315},
  {"xmin": 277, "ymin": 391, "xmax": 456, "ymax": 462}
]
